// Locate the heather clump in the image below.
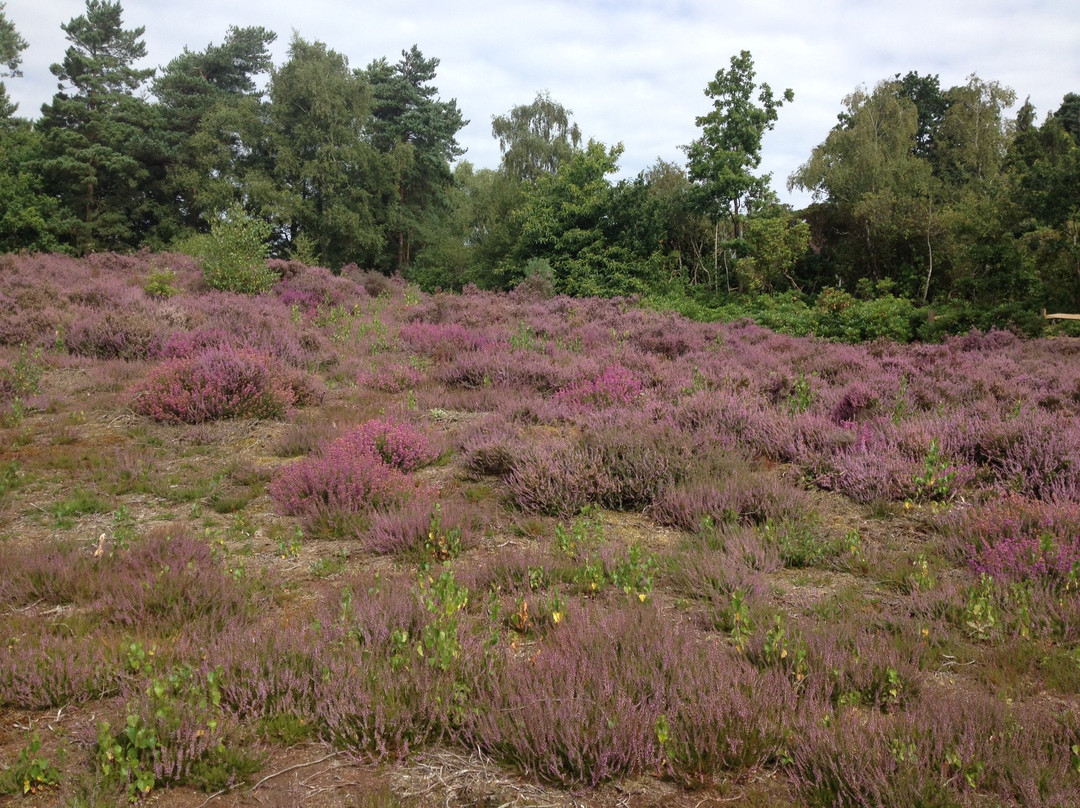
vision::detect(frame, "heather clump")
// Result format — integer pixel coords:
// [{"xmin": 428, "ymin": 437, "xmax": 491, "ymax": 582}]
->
[
  {"xmin": 333, "ymin": 417, "xmax": 439, "ymax": 472},
  {"xmin": 365, "ymin": 499, "xmax": 477, "ymax": 559},
  {"xmin": 554, "ymin": 364, "xmax": 645, "ymax": 413},
  {"xmin": 457, "ymin": 414, "xmax": 523, "ymax": 478},
  {"xmin": 398, "ymin": 321, "xmax": 495, "ymax": 359},
  {"xmin": 1, "ymin": 630, "xmax": 126, "ymax": 709},
  {"xmin": 788, "ymin": 686, "xmax": 1080, "ymax": 808},
  {"xmin": 64, "ymin": 307, "xmax": 168, "ymax": 360},
  {"xmin": 939, "ymin": 494, "xmax": 1080, "ymax": 584},
  {"xmin": 95, "ymin": 525, "xmax": 249, "ymax": 631},
  {"xmin": 132, "ymin": 346, "xmax": 321, "ymax": 424},
  {"xmin": 651, "ymin": 464, "xmax": 813, "ymax": 533},
  {"xmin": 459, "ymin": 600, "xmax": 794, "ymax": 786},
  {"xmin": 269, "ymin": 418, "xmax": 435, "ymax": 525}
]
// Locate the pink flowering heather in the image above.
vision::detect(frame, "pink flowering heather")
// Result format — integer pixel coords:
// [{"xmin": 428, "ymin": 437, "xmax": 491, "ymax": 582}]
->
[
  {"xmin": 356, "ymin": 359, "xmax": 424, "ymax": 393},
  {"xmin": 398, "ymin": 321, "xmax": 496, "ymax": 360},
  {"xmin": 554, "ymin": 365, "xmax": 645, "ymax": 413},
  {"xmin": 269, "ymin": 419, "xmax": 434, "ymax": 520},
  {"xmin": 132, "ymin": 346, "xmax": 321, "ymax": 424},
  {"xmin": 333, "ymin": 418, "xmax": 438, "ymax": 472},
  {"xmin": 269, "ymin": 442, "xmax": 416, "ymax": 520},
  {"xmin": 940, "ymin": 494, "xmax": 1080, "ymax": 584}
]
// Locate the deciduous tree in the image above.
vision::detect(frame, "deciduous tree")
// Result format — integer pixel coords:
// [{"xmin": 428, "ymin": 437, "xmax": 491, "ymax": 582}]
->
[
  {"xmin": 685, "ymin": 51, "xmax": 793, "ymax": 291},
  {"xmin": 491, "ymin": 91, "xmax": 581, "ymax": 182}
]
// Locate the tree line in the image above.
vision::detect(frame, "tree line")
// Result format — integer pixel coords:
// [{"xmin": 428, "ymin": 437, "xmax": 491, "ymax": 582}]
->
[{"xmin": 1, "ymin": 1, "xmax": 1078, "ymax": 335}]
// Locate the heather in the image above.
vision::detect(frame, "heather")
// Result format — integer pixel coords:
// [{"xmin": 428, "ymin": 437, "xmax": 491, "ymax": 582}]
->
[{"xmin": 1, "ymin": 252, "xmax": 1079, "ymax": 806}]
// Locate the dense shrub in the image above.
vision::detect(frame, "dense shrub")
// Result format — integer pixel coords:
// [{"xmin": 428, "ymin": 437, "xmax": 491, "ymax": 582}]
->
[
  {"xmin": 940, "ymin": 494, "xmax": 1080, "ymax": 584},
  {"xmin": 199, "ymin": 206, "xmax": 277, "ymax": 294},
  {"xmin": 132, "ymin": 346, "xmax": 321, "ymax": 424},
  {"xmin": 459, "ymin": 600, "xmax": 794, "ymax": 786},
  {"xmin": 554, "ymin": 365, "xmax": 645, "ymax": 413},
  {"xmin": 268, "ymin": 419, "xmax": 433, "ymax": 522}
]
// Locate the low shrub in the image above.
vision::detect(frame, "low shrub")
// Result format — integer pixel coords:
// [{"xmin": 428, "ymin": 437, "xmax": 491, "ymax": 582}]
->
[
  {"xmin": 554, "ymin": 365, "xmax": 645, "ymax": 413},
  {"xmin": 939, "ymin": 494, "xmax": 1080, "ymax": 585},
  {"xmin": 269, "ymin": 419, "xmax": 433, "ymax": 522},
  {"xmin": 132, "ymin": 346, "xmax": 321, "ymax": 424}
]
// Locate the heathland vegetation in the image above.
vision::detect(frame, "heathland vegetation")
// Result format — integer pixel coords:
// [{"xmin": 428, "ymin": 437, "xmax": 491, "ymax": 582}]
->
[
  {"xmin": 1, "ymin": 251, "xmax": 1079, "ymax": 805},
  {"xmin": 0, "ymin": 2, "xmax": 1079, "ymax": 336},
  {"xmin": 2, "ymin": 2, "xmax": 1080, "ymax": 806}
]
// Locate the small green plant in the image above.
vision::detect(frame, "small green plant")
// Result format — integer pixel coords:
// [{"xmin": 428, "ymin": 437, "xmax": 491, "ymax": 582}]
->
[
  {"xmin": 125, "ymin": 640, "xmax": 155, "ymax": 674},
  {"xmin": 761, "ymin": 613, "xmax": 808, "ymax": 682},
  {"xmin": 787, "ymin": 372, "xmax": 816, "ymax": 414},
  {"xmin": 276, "ymin": 526, "xmax": 303, "ymax": 559},
  {"xmin": 143, "ymin": 268, "xmax": 179, "ymax": 299},
  {"xmin": 760, "ymin": 518, "xmax": 843, "ymax": 568},
  {"xmin": 510, "ymin": 321, "xmax": 544, "ymax": 353},
  {"xmin": 608, "ymin": 543, "xmax": 657, "ymax": 600},
  {"xmin": 964, "ymin": 573, "xmax": 998, "ymax": 640},
  {"xmin": 112, "ymin": 505, "xmax": 137, "ymax": 553},
  {"xmin": 911, "ymin": 438, "xmax": 959, "ymax": 502},
  {"xmin": 909, "ymin": 553, "xmax": 935, "ymax": 591},
  {"xmin": 417, "ymin": 570, "xmax": 469, "ymax": 671},
  {"xmin": 728, "ymin": 587, "xmax": 753, "ymax": 652},
  {"xmin": 0, "ymin": 460, "xmax": 24, "ymax": 500},
  {"xmin": 311, "ymin": 548, "xmax": 348, "ymax": 577},
  {"xmin": 424, "ymin": 503, "xmax": 462, "ymax": 561},
  {"xmin": 554, "ymin": 505, "xmax": 603, "ymax": 557},
  {"xmin": 3, "ymin": 344, "xmax": 44, "ymax": 398},
  {"xmin": 259, "ymin": 713, "xmax": 314, "ymax": 746},
  {"xmin": 945, "ymin": 748, "xmax": 986, "ymax": 790},
  {"xmin": 575, "ymin": 555, "xmax": 606, "ymax": 594},
  {"xmin": 97, "ymin": 715, "xmax": 158, "ymax": 801},
  {"xmin": 226, "ymin": 512, "xmax": 256, "ymax": 550},
  {"xmin": 0, "ymin": 733, "xmax": 61, "ymax": 796},
  {"xmin": 200, "ymin": 205, "xmax": 276, "ymax": 294}
]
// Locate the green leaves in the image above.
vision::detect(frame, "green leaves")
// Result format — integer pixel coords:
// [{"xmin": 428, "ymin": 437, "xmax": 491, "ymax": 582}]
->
[
  {"xmin": 686, "ymin": 51, "xmax": 792, "ymax": 222},
  {"xmin": 199, "ymin": 205, "xmax": 275, "ymax": 294}
]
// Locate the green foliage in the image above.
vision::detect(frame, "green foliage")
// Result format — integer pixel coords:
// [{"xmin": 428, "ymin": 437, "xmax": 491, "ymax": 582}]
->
[
  {"xmin": 424, "ymin": 503, "xmax": 462, "ymax": 562},
  {"xmin": 964, "ymin": 574, "xmax": 999, "ymax": 641},
  {"xmin": 0, "ymin": 733, "xmax": 61, "ymax": 796},
  {"xmin": 1, "ymin": 343, "xmax": 43, "ymax": 401},
  {"xmin": 44, "ymin": 488, "xmax": 110, "ymax": 528},
  {"xmin": 686, "ymin": 50, "xmax": 793, "ymax": 224},
  {"xmin": 607, "ymin": 543, "xmax": 657, "ymax": 599},
  {"xmin": 505, "ymin": 139, "xmax": 649, "ymax": 297},
  {"xmin": 97, "ymin": 715, "xmax": 158, "ymax": 802},
  {"xmin": 268, "ymin": 35, "xmax": 386, "ymax": 267},
  {"xmin": 759, "ymin": 518, "xmax": 846, "ymax": 568},
  {"xmin": 492, "ymin": 90, "xmax": 582, "ymax": 182},
  {"xmin": 911, "ymin": 439, "xmax": 960, "ymax": 503},
  {"xmin": 416, "ymin": 569, "xmax": 469, "ymax": 671},
  {"xmin": 787, "ymin": 373, "xmax": 816, "ymax": 414},
  {"xmin": 258, "ymin": 713, "xmax": 315, "ymax": 745},
  {"xmin": 37, "ymin": 0, "xmax": 164, "ymax": 253},
  {"xmin": 200, "ymin": 205, "xmax": 276, "ymax": 293},
  {"xmin": 143, "ymin": 268, "xmax": 179, "ymax": 298},
  {"xmin": 554, "ymin": 506, "xmax": 604, "ymax": 557}
]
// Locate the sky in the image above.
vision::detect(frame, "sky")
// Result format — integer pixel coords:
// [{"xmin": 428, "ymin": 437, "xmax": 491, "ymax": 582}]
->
[{"xmin": 4, "ymin": 0, "xmax": 1079, "ymax": 207}]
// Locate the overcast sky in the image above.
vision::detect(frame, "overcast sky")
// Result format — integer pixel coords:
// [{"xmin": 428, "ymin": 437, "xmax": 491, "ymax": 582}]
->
[{"xmin": 5, "ymin": 0, "xmax": 1079, "ymax": 207}]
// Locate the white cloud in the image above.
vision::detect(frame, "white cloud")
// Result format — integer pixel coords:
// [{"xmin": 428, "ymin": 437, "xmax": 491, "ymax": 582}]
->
[{"xmin": 4, "ymin": 0, "xmax": 1076, "ymax": 207}]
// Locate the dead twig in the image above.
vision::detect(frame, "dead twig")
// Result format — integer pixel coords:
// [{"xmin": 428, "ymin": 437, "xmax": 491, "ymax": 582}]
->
[{"xmin": 249, "ymin": 750, "xmax": 343, "ymax": 792}]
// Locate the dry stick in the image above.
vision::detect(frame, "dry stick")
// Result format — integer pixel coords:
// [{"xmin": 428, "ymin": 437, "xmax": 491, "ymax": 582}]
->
[
  {"xmin": 249, "ymin": 750, "xmax": 343, "ymax": 792},
  {"xmin": 193, "ymin": 787, "xmax": 228, "ymax": 808}
]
